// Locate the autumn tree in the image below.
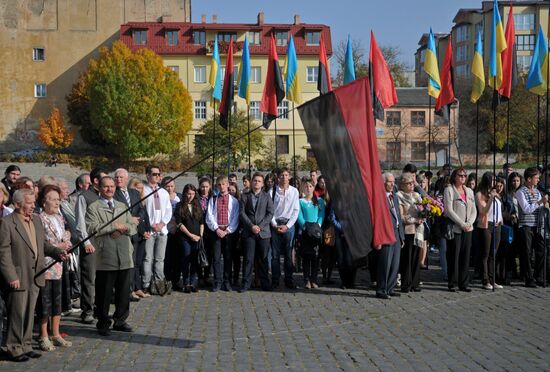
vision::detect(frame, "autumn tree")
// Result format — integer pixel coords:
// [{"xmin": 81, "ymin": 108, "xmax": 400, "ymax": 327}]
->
[
  {"xmin": 38, "ymin": 107, "xmax": 74, "ymax": 153},
  {"xmin": 66, "ymin": 41, "xmax": 193, "ymax": 159}
]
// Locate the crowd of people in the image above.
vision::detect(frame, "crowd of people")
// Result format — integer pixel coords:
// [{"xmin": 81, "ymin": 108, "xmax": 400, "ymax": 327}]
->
[{"xmin": 0, "ymin": 161, "xmax": 548, "ymax": 362}]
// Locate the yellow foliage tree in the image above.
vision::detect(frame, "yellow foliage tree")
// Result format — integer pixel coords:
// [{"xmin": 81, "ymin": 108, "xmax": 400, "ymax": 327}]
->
[{"xmin": 38, "ymin": 107, "xmax": 74, "ymax": 153}]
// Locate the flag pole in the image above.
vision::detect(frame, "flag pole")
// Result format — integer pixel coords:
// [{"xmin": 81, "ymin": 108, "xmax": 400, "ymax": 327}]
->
[
  {"xmin": 247, "ymin": 106, "xmax": 251, "ymax": 176},
  {"xmin": 537, "ymin": 96, "xmax": 541, "ymax": 168},
  {"xmin": 428, "ymin": 96, "xmax": 432, "ymax": 172},
  {"xmin": 274, "ymin": 118, "xmax": 279, "ymax": 171},
  {"xmin": 544, "ymin": 41, "xmax": 550, "ymax": 288},
  {"xmin": 492, "ymin": 76, "xmax": 497, "ymax": 292},
  {"xmin": 292, "ymin": 102, "xmax": 297, "ymax": 182},
  {"xmin": 212, "ymin": 101, "xmax": 217, "ymax": 180},
  {"xmin": 227, "ymin": 109, "xmax": 232, "ymax": 177},
  {"xmin": 506, "ymin": 100, "xmax": 510, "ymax": 169},
  {"xmin": 475, "ymin": 101, "xmax": 480, "ymax": 180},
  {"xmin": 448, "ymin": 108, "xmax": 452, "ymax": 166}
]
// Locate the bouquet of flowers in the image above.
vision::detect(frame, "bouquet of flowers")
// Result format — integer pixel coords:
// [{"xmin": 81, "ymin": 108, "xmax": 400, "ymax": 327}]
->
[{"xmin": 417, "ymin": 196, "xmax": 445, "ymax": 219}]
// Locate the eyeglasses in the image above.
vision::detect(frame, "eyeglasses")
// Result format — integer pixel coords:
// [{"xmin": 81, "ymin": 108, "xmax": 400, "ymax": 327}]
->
[
  {"xmin": 458, "ymin": 174, "xmax": 467, "ymax": 177},
  {"xmin": 150, "ymin": 173, "xmax": 161, "ymax": 177}
]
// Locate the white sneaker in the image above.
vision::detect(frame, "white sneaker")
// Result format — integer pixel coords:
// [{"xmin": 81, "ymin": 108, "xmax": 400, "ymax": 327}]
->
[
  {"xmin": 483, "ymin": 283, "xmax": 493, "ymax": 290},
  {"xmin": 494, "ymin": 284, "xmax": 504, "ymax": 289}
]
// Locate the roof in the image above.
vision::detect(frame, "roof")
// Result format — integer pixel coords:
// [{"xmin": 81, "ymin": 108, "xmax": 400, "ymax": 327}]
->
[
  {"xmin": 394, "ymin": 88, "xmax": 457, "ymax": 108},
  {"xmin": 119, "ymin": 22, "xmax": 332, "ymax": 56},
  {"xmin": 417, "ymin": 32, "xmax": 450, "ymax": 46},
  {"xmin": 452, "ymin": 8, "xmax": 483, "ymax": 23}
]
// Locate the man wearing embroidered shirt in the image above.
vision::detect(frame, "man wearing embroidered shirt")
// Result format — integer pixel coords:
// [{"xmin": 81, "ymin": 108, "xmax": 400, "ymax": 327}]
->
[
  {"xmin": 142, "ymin": 166, "xmax": 172, "ymax": 292},
  {"xmin": 206, "ymin": 176, "xmax": 240, "ymax": 292},
  {"xmin": 270, "ymin": 168, "xmax": 300, "ymax": 289}
]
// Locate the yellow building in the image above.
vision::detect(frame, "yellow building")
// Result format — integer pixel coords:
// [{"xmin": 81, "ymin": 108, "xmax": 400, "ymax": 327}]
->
[
  {"xmin": 120, "ymin": 13, "xmax": 332, "ymax": 165},
  {"xmin": 0, "ymin": 0, "xmax": 191, "ymax": 152}
]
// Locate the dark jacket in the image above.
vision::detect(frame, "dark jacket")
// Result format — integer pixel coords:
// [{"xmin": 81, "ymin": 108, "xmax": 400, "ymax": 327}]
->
[
  {"xmin": 240, "ymin": 190, "xmax": 274, "ymax": 239},
  {"xmin": 174, "ymin": 201, "xmax": 203, "ymax": 239},
  {"xmin": 114, "ymin": 187, "xmax": 151, "ymax": 242},
  {"xmin": 388, "ymin": 191, "xmax": 405, "ymax": 244}
]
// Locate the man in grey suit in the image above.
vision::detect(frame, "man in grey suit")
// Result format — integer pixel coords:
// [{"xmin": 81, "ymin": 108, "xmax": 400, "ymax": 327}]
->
[
  {"xmin": 0, "ymin": 189, "xmax": 65, "ymax": 362},
  {"xmin": 376, "ymin": 173, "xmax": 405, "ymax": 300},
  {"xmin": 239, "ymin": 173, "xmax": 274, "ymax": 292}
]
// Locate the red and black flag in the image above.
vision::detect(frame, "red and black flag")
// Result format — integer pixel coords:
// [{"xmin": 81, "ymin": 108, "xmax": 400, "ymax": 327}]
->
[
  {"xmin": 497, "ymin": 3, "xmax": 517, "ymax": 105},
  {"xmin": 435, "ymin": 39, "xmax": 456, "ymax": 123},
  {"xmin": 260, "ymin": 34, "xmax": 285, "ymax": 128},
  {"xmin": 218, "ymin": 40, "xmax": 234, "ymax": 129},
  {"xmin": 317, "ymin": 33, "xmax": 332, "ymax": 94},
  {"xmin": 298, "ymin": 77, "xmax": 396, "ymax": 261},
  {"xmin": 369, "ymin": 31, "xmax": 398, "ymax": 121}
]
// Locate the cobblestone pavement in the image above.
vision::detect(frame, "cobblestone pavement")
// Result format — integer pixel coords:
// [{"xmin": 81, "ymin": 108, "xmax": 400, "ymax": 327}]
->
[{"xmin": 1, "ymin": 262, "xmax": 549, "ymax": 371}]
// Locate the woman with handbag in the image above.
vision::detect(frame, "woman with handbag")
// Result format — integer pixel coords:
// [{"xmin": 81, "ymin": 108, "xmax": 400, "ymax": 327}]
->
[
  {"xmin": 397, "ymin": 173, "xmax": 424, "ymax": 293},
  {"xmin": 475, "ymin": 172, "xmax": 503, "ymax": 290},
  {"xmin": 297, "ymin": 178, "xmax": 325, "ymax": 289},
  {"xmin": 444, "ymin": 168, "xmax": 477, "ymax": 292},
  {"xmin": 174, "ymin": 184, "xmax": 204, "ymax": 293}
]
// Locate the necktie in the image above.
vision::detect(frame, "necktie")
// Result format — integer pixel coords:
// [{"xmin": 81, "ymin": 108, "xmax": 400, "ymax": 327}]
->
[
  {"xmin": 122, "ymin": 189, "xmax": 131, "ymax": 206},
  {"xmin": 389, "ymin": 195, "xmax": 398, "ymax": 226},
  {"xmin": 108, "ymin": 201, "xmax": 114, "ymax": 211}
]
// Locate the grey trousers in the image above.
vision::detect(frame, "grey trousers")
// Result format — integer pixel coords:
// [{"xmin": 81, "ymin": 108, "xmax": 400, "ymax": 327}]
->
[{"xmin": 3, "ymin": 284, "xmax": 39, "ymax": 357}]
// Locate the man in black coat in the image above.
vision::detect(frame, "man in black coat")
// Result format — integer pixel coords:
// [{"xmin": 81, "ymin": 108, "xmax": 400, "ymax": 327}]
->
[
  {"xmin": 376, "ymin": 173, "xmax": 405, "ymax": 299},
  {"xmin": 239, "ymin": 173, "xmax": 274, "ymax": 292}
]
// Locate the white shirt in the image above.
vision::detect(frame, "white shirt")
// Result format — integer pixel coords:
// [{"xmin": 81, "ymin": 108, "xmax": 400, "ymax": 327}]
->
[
  {"xmin": 205, "ymin": 193, "xmax": 240, "ymax": 234},
  {"xmin": 1, "ymin": 206, "xmax": 13, "ymax": 217},
  {"xmin": 143, "ymin": 183, "xmax": 173, "ymax": 234},
  {"xmin": 270, "ymin": 185, "xmax": 300, "ymax": 228},
  {"xmin": 488, "ymin": 197, "xmax": 503, "ymax": 224}
]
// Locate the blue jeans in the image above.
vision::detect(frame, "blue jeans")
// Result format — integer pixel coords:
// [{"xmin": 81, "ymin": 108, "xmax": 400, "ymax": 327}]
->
[
  {"xmin": 142, "ymin": 233, "xmax": 168, "ymax": 288},
  {"xmin": 271, "ymin": 225, "xmax": 295, "ymax": 286},
  {"xmin": 181, "ymin": 238, "xmax": 199, "ymax": 287}
]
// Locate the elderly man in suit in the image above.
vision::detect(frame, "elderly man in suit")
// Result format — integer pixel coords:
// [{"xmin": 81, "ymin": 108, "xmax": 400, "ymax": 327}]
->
[
  {"xmin": 375, "ymin": 173, "xmax": 405, "ymax": 300},
  {"xmin": 0, "ymin": 189, "xmax": 66, "ymax": 362},
  {"xmin": 86, "ymin": 176, "xmax": 136, "ymax": 336},
  {"xmin": 239, "ymin": 173, "xmax": 274, "ymax": 292}
]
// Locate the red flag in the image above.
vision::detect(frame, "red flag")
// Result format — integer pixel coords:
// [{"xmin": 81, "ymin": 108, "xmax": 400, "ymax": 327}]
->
[
  {"xmin": 498, "ymin": 3, "xmax": 516, "ymax": 101},
  {"xmin": 317, "ymin": 33, "xmax": 332, "ymax": 94},
  {"xmin": 435, "ymin": 39, "xmax": 456, "ymax": 122},
  {"xmin": 369, "ymin": 31, "xmax": 398, "ymax": 121},
  {"xmin": 260, "ymin": 34, "xmax": 285, "ymax": 128},
  {"xmin": 218, "ymin": 40, "xmax": 234, "ymax": 129}
]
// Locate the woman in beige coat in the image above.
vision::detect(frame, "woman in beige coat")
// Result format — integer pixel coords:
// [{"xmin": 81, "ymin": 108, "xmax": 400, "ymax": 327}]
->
[{"xmin": 444, "ymin": 167, "xmax": 477, "ymax": 292}]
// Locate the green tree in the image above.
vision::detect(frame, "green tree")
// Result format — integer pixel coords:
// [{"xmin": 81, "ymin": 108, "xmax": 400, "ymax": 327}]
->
[
  {"xmin": 66, "ymin": 41, "xmax": 193, "ymax": 159},
  {"xmin": 194, "ymin": 110, "xmax": 264, "ymax": 175},
  {"xmin": 379, "ymin": 45, "xmax": 411, "ymax": 87}
]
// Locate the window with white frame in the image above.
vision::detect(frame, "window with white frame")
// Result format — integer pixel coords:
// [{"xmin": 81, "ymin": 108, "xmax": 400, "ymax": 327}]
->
[
  {"xmin": 517, "ymin": 55, "xmax": 533, "ymax": 72},
  {"xmin": 455, "ymin": 25, "xmax": 469, "ymax": 43},
  {"xmin": 386, "ymin": 111, "xmax": 401, "ymax": 127},
  {"xmin": 456, "ymin": 45, "xmax": 469, "ymax": 62},
  {"xmin": 306, "ymin": 66, "xmax": 318, "ymax": 83},
  {"xmin": 194, "ymin": 66, "xmax": 206, "ymax": 83},
  {"xmin": 514, "ymin": 13, "xmax": 535, "ymax": 31},
  {"xmin": 277, "ymin": 101, "xmax": 289, "ymax": 119},
  {"xmin": 35, "ymin": 83, "xmax": 46, "ymax": 98},
  {"xmin": 516, "ymin": 34, "xmax": 535, "ymax": 51},
  {"xmin": 133, "ymin": 30, "xmax": 147, "ymax": 45},
  {"xmin": 248, "ymin": 31, "xmax": 261, "ymax": 45},
  {"xmin": 220, "ymin": 66, "xmax": 238, "ymax": 87},
  {"xmin": 166, "ymin": 30, "xmax": 178, "ymax": 46},
  {"xmin": 193, "ymin": 30, "xmax": 205, "ymax": 45},
  {"xmin": 250, "ymin": 101, "xmax": 261, "ymax": 119},
  {"xmin": 33, "ymin": 47, "xmax": 45, "ymax": 61},
  {"xmin": 250, "ymin": 66, "xmax": 261, "ymax": 83},
  {"xmin": 306, "ymin": 31, "xmax": 320, "ymax": 45},
  {"xmin": 194, "ymin": 101, "xmax": 207, "ymax": 119},
  {"xmin": 275, "ymin": 31, "xmax": 288, "ymax": 47}
]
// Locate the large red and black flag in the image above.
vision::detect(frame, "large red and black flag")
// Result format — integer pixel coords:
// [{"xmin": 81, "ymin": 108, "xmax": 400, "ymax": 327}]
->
[
  {"xmin": 219, "ymin": 40, "xmax": 234, "ymax": 129},
  {"xmin": 435, "ymin": 39, "xmax": 456, "ymax": 123},
  {"xmin": 369, "ymin": 31, "xmax": 398, "ymax": 121},
  {"xmin": 260, "ymin": 34, "xmax": 285, "ymax": 128},
  {"xmin": 497, "ymin": 3, "xmax": 517, "ymax": 105},
  {"xmin": 317, "ymin": 33, "xmax": 332, "ymax": 94},
  {"xmin": 298, "ymin": 77, "xmax": 396, "ymax": 261}
]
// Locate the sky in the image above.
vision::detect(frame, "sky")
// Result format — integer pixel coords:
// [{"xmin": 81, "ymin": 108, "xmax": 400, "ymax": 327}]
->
[{"xmin": 192, "ymin": 0, "xmax": 482, "ymax": 69}]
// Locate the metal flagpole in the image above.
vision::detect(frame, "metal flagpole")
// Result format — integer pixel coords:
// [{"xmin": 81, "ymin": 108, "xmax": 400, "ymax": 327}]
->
[
  {"xmin": 292, "ymin": 102, "xmax": 297, "ymax": 182},
  {"xmin": 506, "ymin": 101, "xmax": 510, "ymax": 170},
  {"xmin": 212, "ymin": 101, "xmax": 217, "ymax": 180},
  {"xmin": 475, "ymin": 101, "xmax": 480, "ymax": 180},
  {"xmin": 227, "ymin": 109, "xmax": 232, "ymax": 177},
  {"xmin": 428, "ymin": 96, "xmax": 432, "ymax": 172},
  {"xmin": 274, "ymin": 118, "xmax": 279, "ymax": 171},
  {"xmin": 492, "ymin": 76, "xmax": 497, "ymax": 292},
  {"xmin": 247, "ymin": 106, "xmax": 251, "ymax": 176},
  {"xmin": 544, "ymin": 43, "xmax": 550, "ymax": 288},
  {"xmin": 537, "ymin": 96, "xmax": 541, "ymax": 168}
]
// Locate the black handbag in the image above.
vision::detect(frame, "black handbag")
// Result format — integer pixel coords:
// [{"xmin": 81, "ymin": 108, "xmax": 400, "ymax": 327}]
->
[
  {"xmin": 304, "ymin": 222, "xmax": 323, "ymax": 242},
  {"xmin": 442, "ymin": 218, "xmax": 455, "ymax": 240},
  {"xmin": 197, "ymin": 238, "xmax": 209, "ymax": 267}
]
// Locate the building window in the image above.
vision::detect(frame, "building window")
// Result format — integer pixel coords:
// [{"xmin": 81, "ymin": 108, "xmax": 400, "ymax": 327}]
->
[
  {"xmin": 218, "ymin": 32, "xmax": 237, "ymax": 43},
  {"xmin": 278, "ymin": 101, "xmax": 289, "ymax": 119},
  {"xmin": 250, "ymin": 66, "xmax": 261, "ymax": 83},
  {"xmin": 193, "ymin": 30, "xmax": 206, "ymax": 45},
  {"xmin": 166, "ymin": 30, "xmax": 178, "ymax": 46},
  {"xmin": 248, "ymin": 31, "xmax": 261, "ymax": 45},
  {"xmin": 194, "ymin": 66, "xmax": 206, "ymax": 83},
  {"xmin": 133, "ymin": 30, "xmax": 147, "ymax": 45},
  {"xmin": 194, "ymin": 134, "xmax": 205, "ymax": 149},
  {"xmin": 275, "ymin": 31, "xmax": 288, "ymax": 46},
  {"xmin": 250, "ymin": 101, "xmax": 261, "ymax": 119},
  {"xmin": 220, "ymin": 66, "xmax": 239, "ymax": 87},
  {"xmin": 420, "ymin": 49, "xmax": 426, "ymax": 63},
  {"xmin": 411, "ymin": 111, "xmax": 425, "ymax": 127},
  {"xmin": 455, "ymin": 25, "xmax": 469, "ymax": 43},
  {"xmin": 386, "ymin": 142, "xmax": 401, "ymax": 163},
  {"xmin": 456, "ymin": 64, "xmax": 470, "ymax": 77},
  {"xmin": 194, "ymin": 101, "xmax": 207, "ymax": 119},
  {"xmin": 277, "ymin": 135, "xmax": 290, "ymax": 154},
  {"xmin": 386, "ymin": 111, "xmax": 401, "ymax": 127},
  {"xmin": 33, "ymin": 47, "xmax": 45, "ymax": 61},
  {"xmin": 306, "ymin": 66, "xmax": 318, "ymax": 83},
  {"xmin": 34, "ymin": 83, "xmax": 47, "ymax": 98},
  {"xmin": 514, "ymin": 13, "xmax": 535, "ymax": 31},
  {"xmin": 435, "ymin": 115, "xmax": 448, "ymax": 126},
  {"xmin": 516, "ymin": 34, "xmax": 535, "ymax": 51},
  {"xmin": 517, "ymin": 55, "xmax": 533, "ymax": 72},
  {"xmin": 306, "ymin": 31, "xmax": 320, "ymax": 45},
  {"xmin": 411, "ymin": 142, "xmax": 426, "ymax": 161},
  {"xmin": 456, "ymin": 45, "xmax": 469, "ymax": 62}
]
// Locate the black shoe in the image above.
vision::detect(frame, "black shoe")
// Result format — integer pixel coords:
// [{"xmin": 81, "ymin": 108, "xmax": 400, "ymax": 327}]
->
[
  {"xmin": 411, "ymin": 287, "xmax": 422, "ymax": 292},
  {"xmin": 26, "ymin": 351, "xmax": 42, "ymax": 359},
  {"xmin": 212, "ymin": 286, "xmax": 220, "ymax": 292},
  {"xmin": 526, "ymin": 281, "xmax": 538, "ymax": 288},
  {"xmin": 376, "ymin": 293, "xmax": 390, "ymax": 299},
  {"xmin": 113, "ymin": 322, "xmax": 133, "ymax": 332},
  {"xmin": 389, "ymin": 292, "xmax": 401, "ymax": 297},
  {"xmin": 129, "ymin": 295, "xmax": 140, "ymax": 302},
  {"xmin": 222, "ymin": 284, "xmax": 232, "ymax": 292},
  {"xmin": 184, "ymin": 286, "xmax": 191, "ymax": 294},
  {"xmin": 238, "ymin": 288, "xmax": 247, "ymax": 293},
  {"xmin": 401, "ymin": 288, "xmax": 410, "ymax": 293},
  {"xmin": 448, "ymin": 287, "xmax": 456, "ymax": 292},
  {"xmin": 191, "ymin": 286, "xmax": 198, "ymax": 293},
  {"xmin": 536, "ymin": 281, "xmax": 544, "ymax": 287},
  {"xmin": 98, "ymin": 328, "xmax": 111, "ymax": 336},
  {"xmin": 9, "ymin": 354, "xmax": 29, "ymax": 362},
  {"xmin": 460, "ymin": 287, "xmax": 472, "ymax": 293},
  {"xmin": 261, "ymin": 286, "xmax": 272, "ymax": 292},
  {"xmin": 285, "ymin": 283, "xmax": 297, "ymax": 290}
]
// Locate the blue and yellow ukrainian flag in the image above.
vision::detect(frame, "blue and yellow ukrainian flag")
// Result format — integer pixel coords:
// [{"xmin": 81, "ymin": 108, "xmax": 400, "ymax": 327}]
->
[
  {"xmin": 238, "ymin": 35, "xmax": 251, "ymax": 105},
  {"xmin": 470, "ymin": 30, "xmax": 486, "ymax": 103},
  {"xmin": 343, "ymin": 34, "xmax": 356, "ymax": 85},
  {"xmin": 285, "ymin": 35, "xmax": 302, "ymax": 104},
  {"xmin": 488, "ymin": 0, "xmax": 507, "ymax": 90},
  {"xmin": 526, "ymin": 25, "xmax": 549, "ymax": 96},
  {"xmin": 424, "ymin": 28, "xmax": 441, "ymax": 99},
  {"xmin": 209, "ymin": 36, "xmax": 222, "ymax": 103}
]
